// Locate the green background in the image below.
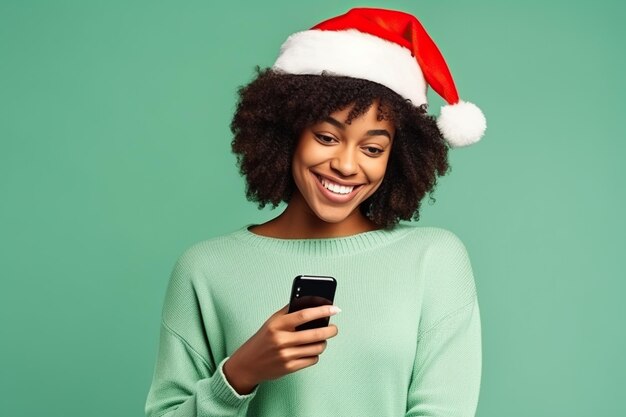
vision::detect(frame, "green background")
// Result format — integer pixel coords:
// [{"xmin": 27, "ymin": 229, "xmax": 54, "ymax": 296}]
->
[{"xmin": 1, "ymin": 1, "xmax": 624, "ymax": 416}]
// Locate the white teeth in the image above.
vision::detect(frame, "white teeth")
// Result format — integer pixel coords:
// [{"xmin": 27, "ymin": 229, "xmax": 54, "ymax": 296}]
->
[{"xmin": 318, "ymin": 176, "xmax": 354, "ymax": 194}]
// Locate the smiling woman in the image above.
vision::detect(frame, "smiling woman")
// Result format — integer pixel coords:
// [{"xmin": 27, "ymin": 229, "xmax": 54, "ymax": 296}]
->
[
  {"xmin": 230, "ymin": 68, "xmax": 451, "ymax": 235},
  {"xmin": 145, "ymin": 7, "xmax": 485, "ymax": 417}
]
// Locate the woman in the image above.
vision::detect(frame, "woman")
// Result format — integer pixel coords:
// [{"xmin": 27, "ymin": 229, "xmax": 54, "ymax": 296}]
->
[{"xmin": 145, "ymin": 7, "xmax": 486, "ymax": 417}]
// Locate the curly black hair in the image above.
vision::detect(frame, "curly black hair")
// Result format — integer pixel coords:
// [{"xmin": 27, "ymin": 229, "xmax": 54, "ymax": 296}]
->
[{"xmin": 230, "ymin": 66, "xmax": 452, "ymax": 229}]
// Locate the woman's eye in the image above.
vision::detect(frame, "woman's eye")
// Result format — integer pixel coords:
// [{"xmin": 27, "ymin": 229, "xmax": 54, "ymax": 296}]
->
[
  {"xmin": 365, "ymin": 147, "xmax": 384, "ymax": 155},
  {"xmin": 315, "ymin": 134, "xmax": 335, "ymax": 144}
]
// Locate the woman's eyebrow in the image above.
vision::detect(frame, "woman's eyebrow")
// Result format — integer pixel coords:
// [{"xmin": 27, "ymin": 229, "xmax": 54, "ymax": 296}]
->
[{"xmin": 323, "ymin": 116, "xmax": 392, "ymax": 140}]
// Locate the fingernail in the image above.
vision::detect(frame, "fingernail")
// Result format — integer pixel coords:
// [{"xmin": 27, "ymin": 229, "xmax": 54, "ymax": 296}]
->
[{"xmin": 329, "ymin": 306, "xmax": 342, "ymax": 315}]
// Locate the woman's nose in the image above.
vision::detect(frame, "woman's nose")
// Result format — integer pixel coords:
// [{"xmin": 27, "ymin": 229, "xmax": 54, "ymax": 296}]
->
[{"xmin": 329, "ymin": 148, "xmax": 358, "ymax": 176}]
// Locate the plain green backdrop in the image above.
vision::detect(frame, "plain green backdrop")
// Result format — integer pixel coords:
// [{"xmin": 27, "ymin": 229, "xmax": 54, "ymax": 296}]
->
[{"xmin": 1, "ymin": 0, "xmax": 624, "ymax": 416}]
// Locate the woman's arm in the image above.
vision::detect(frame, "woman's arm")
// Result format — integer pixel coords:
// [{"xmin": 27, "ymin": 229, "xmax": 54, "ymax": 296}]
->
[
  {"xmin": 144, "ymin": 321, "xmax": 259, "ymax": 417},
  {"xmin": 405, "ymin": 297, "xmax": 482, "ymax": 417},
  {"xmin": 144, "ymin": 248, "xmax": 260, "ymax": 417},
  {"xmin": 405, "ymin": 229, "xmax": 482, "ymax": 417}
]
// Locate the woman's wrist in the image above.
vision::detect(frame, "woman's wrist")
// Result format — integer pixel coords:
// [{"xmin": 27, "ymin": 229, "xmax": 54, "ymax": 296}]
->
[{"xmin": 223, "ymin": 357, "xmax": 259, "ymax": 395}]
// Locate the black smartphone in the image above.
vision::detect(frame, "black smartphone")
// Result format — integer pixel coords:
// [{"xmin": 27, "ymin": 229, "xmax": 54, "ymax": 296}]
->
[{"xmin": 287, "ymin": 275, "xmax": 337, "ymax": 331}]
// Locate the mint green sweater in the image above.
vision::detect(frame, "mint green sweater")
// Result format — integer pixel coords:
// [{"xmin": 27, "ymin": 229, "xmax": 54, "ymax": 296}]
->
[{"xmin": 144, "ymin": 223, "xmax": 481, "ymax": 417}]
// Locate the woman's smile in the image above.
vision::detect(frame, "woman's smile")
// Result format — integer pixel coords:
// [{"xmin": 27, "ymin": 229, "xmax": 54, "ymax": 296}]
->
[{"xmin": 312, "ymin": 171, "xmax": 365, "ymax": 203}]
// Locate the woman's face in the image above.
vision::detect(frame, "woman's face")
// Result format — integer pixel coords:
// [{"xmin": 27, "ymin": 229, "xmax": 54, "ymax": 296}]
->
[{"xmin": 291, "ymin": 100, "xmax": 395, "ymax": 225}]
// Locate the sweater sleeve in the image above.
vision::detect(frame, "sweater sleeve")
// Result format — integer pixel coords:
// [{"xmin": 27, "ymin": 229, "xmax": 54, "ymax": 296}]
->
[
  {"xmin": 405, "ymin": 230, "xmax": 482, "ymax": 417},
  {"xmin": 144, "ymin": 247, "xmax": 260, "ymax": 417}
]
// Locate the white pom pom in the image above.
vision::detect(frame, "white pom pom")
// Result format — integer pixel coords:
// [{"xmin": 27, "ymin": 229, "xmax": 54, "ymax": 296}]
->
[{"xmin": 436, "ymin": 100, "xmax": 487, "ymax": 148}]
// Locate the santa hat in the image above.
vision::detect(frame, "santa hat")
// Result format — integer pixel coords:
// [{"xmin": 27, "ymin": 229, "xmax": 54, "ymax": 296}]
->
[{"xmin": 271, "ymin": 7, "xmax": 486, "ymax": 148}]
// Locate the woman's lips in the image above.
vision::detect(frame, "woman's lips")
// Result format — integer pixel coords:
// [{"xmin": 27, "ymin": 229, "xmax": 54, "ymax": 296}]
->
[{"xmin": 312, "ymin": 172, "xmax": 364, "ymax": 203}]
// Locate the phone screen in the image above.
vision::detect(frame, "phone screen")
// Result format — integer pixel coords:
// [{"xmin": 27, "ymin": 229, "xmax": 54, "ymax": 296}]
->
[{"xmin": 288, "ymin": 275, "xmax": 337, "ymax": 331}]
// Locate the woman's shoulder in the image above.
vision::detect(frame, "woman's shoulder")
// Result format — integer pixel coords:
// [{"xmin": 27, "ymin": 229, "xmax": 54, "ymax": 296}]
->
[
  {"xmin": 396, "ymin": 224, "xmax": 473, "ymax": 270},
  {"xmin": 171, "ymin": 226, "xmax": 249, "ymax": 266},
  {"xmin": 397, "ymin": 223, "xmax": 469, "ymax": 247}
]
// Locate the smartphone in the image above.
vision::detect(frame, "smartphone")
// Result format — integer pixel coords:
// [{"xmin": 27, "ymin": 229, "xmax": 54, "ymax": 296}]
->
[{"xmin": 287, "ymin": 275, "xmax": 337, "ymax": 331}]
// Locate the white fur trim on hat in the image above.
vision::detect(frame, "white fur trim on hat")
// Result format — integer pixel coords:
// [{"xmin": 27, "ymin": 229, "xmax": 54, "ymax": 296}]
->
[
  {"xmin": 272, "ymin": 29, "xmax": 427, "ymax": 106},
  {"xmin": 436, "ymin": 100, "xmax": 487, "ymax": 147}
]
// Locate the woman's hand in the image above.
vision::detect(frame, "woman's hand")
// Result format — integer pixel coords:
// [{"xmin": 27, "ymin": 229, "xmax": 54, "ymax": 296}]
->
[{"xmin": 223, "ymin": 304, "xmax": 340, "ymax": 394}]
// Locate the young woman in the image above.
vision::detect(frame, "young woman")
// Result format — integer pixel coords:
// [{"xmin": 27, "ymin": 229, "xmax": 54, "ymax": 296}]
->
[{"xmin": 145, "ymin": 7, "xmax": 486, "ymax": 417}]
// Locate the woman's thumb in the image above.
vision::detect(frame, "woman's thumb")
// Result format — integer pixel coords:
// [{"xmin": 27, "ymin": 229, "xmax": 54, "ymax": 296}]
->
[{"xmin": 275, "ymin": 303, "xmax": 290, "ymax": 316}]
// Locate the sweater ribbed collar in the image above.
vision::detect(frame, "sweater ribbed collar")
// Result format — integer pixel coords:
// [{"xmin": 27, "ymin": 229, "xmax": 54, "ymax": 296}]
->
[{"xmin": 231, "ymin": 222, "xmax": 415, "ymax": 256}]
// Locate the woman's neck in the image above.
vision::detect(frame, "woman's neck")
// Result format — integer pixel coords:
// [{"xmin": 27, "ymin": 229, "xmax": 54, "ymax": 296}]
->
[{"xmin": 249, "ymin": 193, "xmax": 381, "ymax": 239}]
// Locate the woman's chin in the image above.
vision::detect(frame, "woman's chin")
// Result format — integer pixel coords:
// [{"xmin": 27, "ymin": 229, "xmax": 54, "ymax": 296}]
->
[{"xmin": 311, "ymin": 204, "xmax": 359, "ymax": 224}]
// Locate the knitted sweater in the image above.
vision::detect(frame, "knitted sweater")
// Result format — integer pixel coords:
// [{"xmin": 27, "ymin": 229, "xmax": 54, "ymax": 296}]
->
[{"xmin": 144, "ymin": 223, "xmax": 482, "ymax": 417}]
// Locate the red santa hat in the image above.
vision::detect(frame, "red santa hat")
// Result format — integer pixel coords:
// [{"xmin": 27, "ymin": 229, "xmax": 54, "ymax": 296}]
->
[{"xmin": 271, "ymin": 7, "xmax": 486, "ymax": 148}]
